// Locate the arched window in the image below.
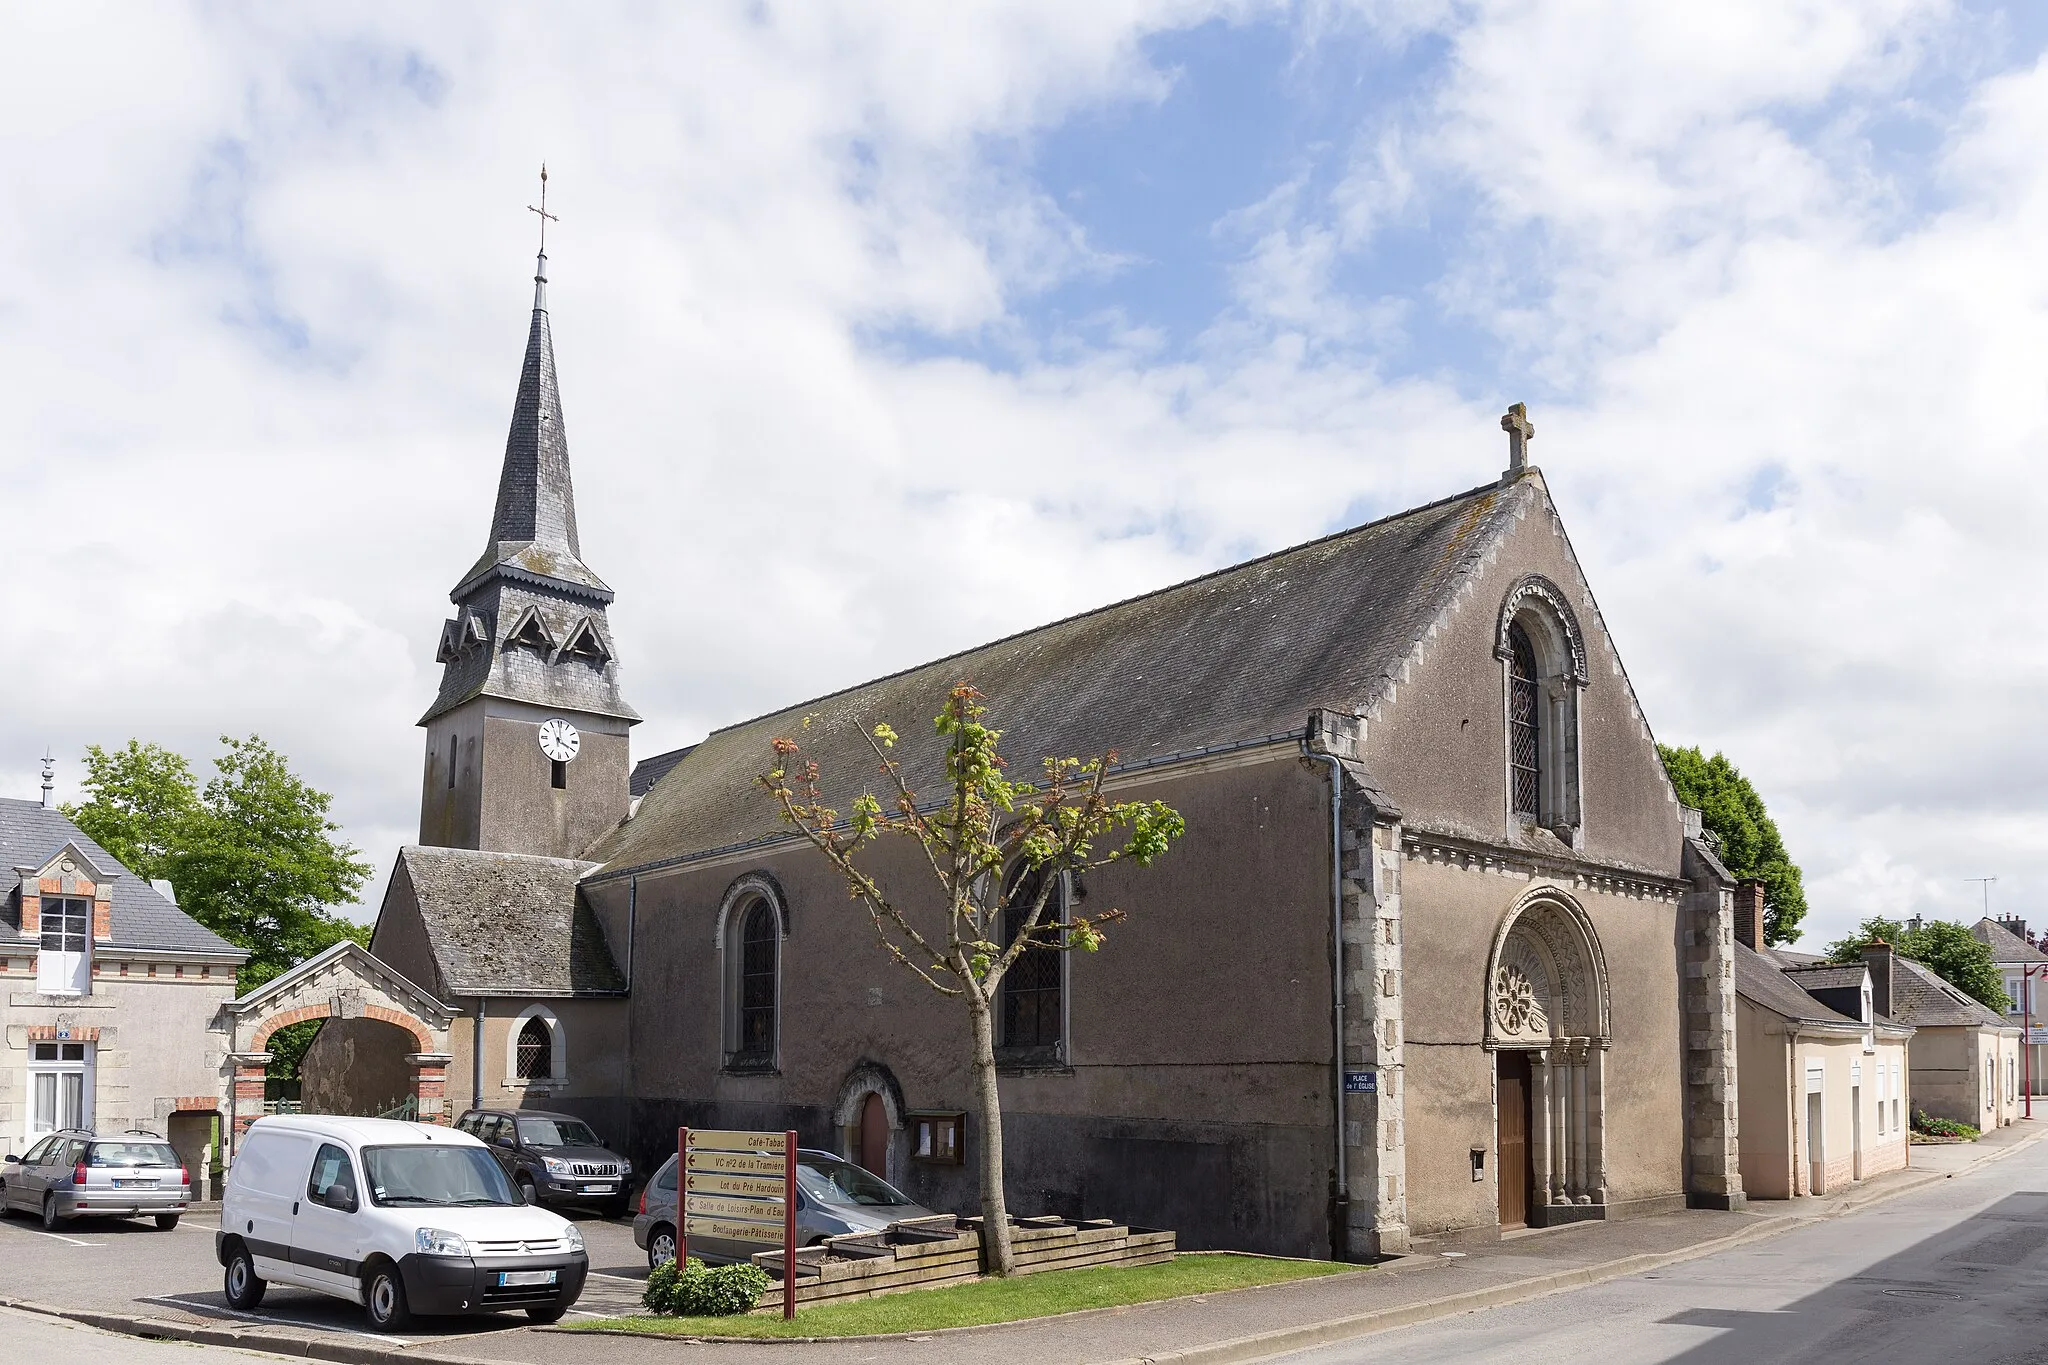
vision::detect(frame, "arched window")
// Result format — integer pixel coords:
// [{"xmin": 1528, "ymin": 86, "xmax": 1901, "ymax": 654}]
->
[
  {"xmin": 720, "ymin": 883, "xmax": 784, "ymax": 1072},
  {"xmin": 739, "ymin": 904, "xmax": 778, "ymax": 1058},
  {"xmin": 1508, "ymin": 622, "xmax": 1541, "ymax": 819},
  {"xmin": 515, "ymin": 1015, "xmax": 552, "ymax": 1080},
  {"xmin": 998, "ymin": 866, "xmax": 1064, "ymax": 1062}
]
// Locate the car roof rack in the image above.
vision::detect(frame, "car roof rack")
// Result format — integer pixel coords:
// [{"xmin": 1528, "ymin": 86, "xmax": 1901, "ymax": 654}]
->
[{"xmin": 120, "ymin": 1128, "xmax": 165, "ymax": 1139}]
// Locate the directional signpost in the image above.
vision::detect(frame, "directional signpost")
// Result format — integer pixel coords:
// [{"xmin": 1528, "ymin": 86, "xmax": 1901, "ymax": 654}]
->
[{"xmin": 677, "ymin": 1127, "xmax": 798, "ymax": 1319}]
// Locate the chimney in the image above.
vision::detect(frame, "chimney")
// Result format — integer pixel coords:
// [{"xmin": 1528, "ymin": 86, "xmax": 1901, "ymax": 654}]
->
[
  {"xmin": 1862, "ymin": 939, "xmax": 1894, "ymax": 1018},
  {"xmin": 1733, "ymin": 879, "xmax": 1767, "ymax": 952},
  {"xmin": 39, "ymin": 752, "xmax": 54, "ymax": 810},
  {"xmin": 1997, "ymin": 914, "xmax": 2029, "ymax": 944}
]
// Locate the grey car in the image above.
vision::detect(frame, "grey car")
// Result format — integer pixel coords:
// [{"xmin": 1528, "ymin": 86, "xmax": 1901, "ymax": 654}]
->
[
  {"xmin": 1, "ymin": 1130, "xmax": 192, "ymax": 1230},
  {"xmin": 633, "ymin": 1148, "xmax": 942, "ymax": 1268}
]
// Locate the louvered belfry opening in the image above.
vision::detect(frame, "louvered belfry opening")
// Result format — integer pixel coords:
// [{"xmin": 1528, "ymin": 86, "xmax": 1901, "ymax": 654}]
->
[
  {"xmin": 1509, "ymin": 621, "xmax": 1542, "ymax": 819},
  {"xmin": 1001, "ymin": 867, "xmax": 1063, "ymax": 1056}
]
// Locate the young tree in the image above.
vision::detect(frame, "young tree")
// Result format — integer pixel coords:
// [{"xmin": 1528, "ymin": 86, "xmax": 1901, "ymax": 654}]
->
[
  {"xmin": 760, "ymin": 685, "xmax": 1184, "ymax": 1275},
  {"xmin": 1659, "ymin": 745, "xmax": 1808, "ymax": 944},
  {"xmin": 64, "ymin": 735, "xmax": 372, "ymax": 992},
  {"xmin": 1826, "ymin": 917, "xmax": 2011, "ymax": 1012}
]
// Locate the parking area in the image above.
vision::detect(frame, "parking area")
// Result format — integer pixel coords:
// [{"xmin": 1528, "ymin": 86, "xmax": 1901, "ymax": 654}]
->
[{"xmin": 0, "ymin": 1201, "xmax": 651, "ymax": 1348}]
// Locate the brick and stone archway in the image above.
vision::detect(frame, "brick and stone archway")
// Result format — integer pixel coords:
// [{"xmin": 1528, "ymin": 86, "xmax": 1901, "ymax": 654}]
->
[{"xmin": 214, "ymin": 941, "xmax": 457, "ymax": 1160}]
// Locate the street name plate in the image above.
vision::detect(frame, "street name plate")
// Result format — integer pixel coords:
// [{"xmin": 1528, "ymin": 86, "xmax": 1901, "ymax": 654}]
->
[
  {"xmin": 686, "ymin": 1129, "xmax": 789, "ymax": 1153},
  {"xmin": 1344, "ymin": 1071, "xmax": 1378, "ymax": 1094},
  {"xmin": 687, "ymin": 1172, "xmax": 787, "ymax": 1199},
  {"xmin": 686, "ymin": 1215, "xmax": 785, "ymax": 1245},
  {"xmin": 687, "ymin": 1193, "xmax": 784, "ymax": 1222},
  {"xmin": 686, "ymin": 1150, "xmax": 787, "ymax": 1177}
]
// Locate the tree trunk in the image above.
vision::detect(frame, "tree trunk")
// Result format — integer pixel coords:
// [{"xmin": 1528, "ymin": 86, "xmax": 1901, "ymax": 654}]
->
[{"xmin": 969, "ymin": 992, "xmax": 1014, "ymax": 1274}]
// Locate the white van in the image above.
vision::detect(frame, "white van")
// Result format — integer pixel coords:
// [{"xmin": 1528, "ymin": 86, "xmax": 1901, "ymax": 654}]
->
[{"xmin": 216, "ymin": 1115, "xmax": 588, "ymax": 1331}]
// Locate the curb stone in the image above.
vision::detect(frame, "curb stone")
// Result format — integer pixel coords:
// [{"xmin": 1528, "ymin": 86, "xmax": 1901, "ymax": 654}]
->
[{"xmin": 0, "ymin": 1295, "xmax": 497, "ymax": 1365}]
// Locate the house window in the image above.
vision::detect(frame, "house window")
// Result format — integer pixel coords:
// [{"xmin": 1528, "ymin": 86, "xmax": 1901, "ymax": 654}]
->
[
  {"xmin": 516, "ymin": 1016, "xmax": 552, "ymax": 1080},
  {"xmin": 911, "ymin": 1112, "xmax": 965, "ymax": 1165},
  {"xmin": 722, "ymin": 892, "xmax": 782, "ymax": 1072},
  {"xmin": 999, "ymin": 866, "xmax": 1064, "ymax": 1062},
  {"xmin": 30, "ymin": 1041, "xmax": 92, "ymax": 1133},
  {"xmin": 1507, "ymin": 623, "xmax": 1541, "ymax": 819},
  {"xmin": 38, "ymin": 897, "xmax": 91, "ymax": 996}
]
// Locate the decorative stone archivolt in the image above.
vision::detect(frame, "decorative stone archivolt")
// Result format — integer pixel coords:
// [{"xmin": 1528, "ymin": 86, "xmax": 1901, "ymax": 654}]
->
[
  {"xmin": 1493, "ymin": 575, "xmax": 1589, "ymax": 685},
  {"xmin": 1487, "ymin": 888, "xmax": 1612, "ymax": 1217}
]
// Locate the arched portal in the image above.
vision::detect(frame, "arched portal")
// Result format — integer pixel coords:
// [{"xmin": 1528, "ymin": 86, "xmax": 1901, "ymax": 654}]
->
[
  {"xmin": 213, "ymin": 942, "xmax": 456, "ymax": 1161},
  {"xmin": 1486, "ymin": 890, "xmax": 1611, "ymax": 1222}
]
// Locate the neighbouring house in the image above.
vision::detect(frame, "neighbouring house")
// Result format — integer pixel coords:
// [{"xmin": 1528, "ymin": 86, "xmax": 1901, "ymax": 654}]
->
[
  {"xmin": 1858, "ymin": 939, "xmax": 2022, "ymax": 1132},
  {"xmin": 337, "ymin": 240, "xmax": 1750, "ymax": 1262},
  {"xmin": 0, "ymin": 778, "xmax": 247, "ymax": 1181},
  {"xmin": 1730, "ymin": 885, "xmax": 1912, "ymax": 1198},
  {"xmin": 1970, "ymin": 915, "xmax": 2047, "ymax": 1098}
]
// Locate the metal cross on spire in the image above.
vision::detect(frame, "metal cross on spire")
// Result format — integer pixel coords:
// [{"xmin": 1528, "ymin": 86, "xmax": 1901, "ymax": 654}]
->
[{"xmin": 527, "ymin": 164, "xmax": 557, "ymax": 307}]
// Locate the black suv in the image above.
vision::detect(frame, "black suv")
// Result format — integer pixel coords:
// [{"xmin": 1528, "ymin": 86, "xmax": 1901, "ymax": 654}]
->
[{"xmin": 454, "ymin": 1109, "xmax": 633, "ymax": 1217}]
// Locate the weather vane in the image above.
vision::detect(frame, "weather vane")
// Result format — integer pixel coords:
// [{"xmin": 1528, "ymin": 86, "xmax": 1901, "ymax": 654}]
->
[{"xmin": 527, "ymin": 164, "xmax": 557, "ymax": 255}]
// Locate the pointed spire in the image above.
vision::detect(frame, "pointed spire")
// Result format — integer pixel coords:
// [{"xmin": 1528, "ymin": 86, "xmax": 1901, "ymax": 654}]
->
[{"xmin": 488, "ymin": 166, "xmax": 579, "ymax": 559}]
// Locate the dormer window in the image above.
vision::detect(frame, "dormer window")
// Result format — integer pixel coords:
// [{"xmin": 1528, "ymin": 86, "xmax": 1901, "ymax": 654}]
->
[{"xmin": 38, "ymin": 897, "xmax": 90, "ymax": 996}]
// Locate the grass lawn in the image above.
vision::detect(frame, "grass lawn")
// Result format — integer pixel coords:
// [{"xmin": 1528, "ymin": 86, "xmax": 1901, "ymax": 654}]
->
[{"xmin": 568, "ymin": 1253, "xmax": 1356, "ymax": 1339}]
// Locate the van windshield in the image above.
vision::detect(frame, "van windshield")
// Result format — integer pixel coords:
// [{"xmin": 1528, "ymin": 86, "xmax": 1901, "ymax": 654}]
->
[{"xmin": 362, "ymin": 1145, "xmax": 519, "ymax": 1207}]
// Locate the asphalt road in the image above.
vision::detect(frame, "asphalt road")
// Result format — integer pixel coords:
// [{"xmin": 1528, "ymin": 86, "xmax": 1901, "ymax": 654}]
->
[
  {"xmin": 0, "ymin": 1304, "xmax": 286, "ymax": 1362},
  {"xmin": 1279, "ymin": 1137, "xmax": 2048, "ymax": 1365},
  {"xmin": 0, "ymin": 1197, "xmax": 652, "ymax": 1345}
]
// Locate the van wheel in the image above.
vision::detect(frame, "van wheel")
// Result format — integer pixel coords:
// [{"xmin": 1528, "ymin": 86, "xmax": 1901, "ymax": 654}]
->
[
  {"xmin": 526, "ymin": 1303, "xmax": 567, "ymax": 1324},
  {"xmin": 647, "ymin": 1225, "xmax": 676, "ymax": 1268},
  {"xmin": 364, "ymin": 1264, "xmax": 412, "ymax": 1331},
  {"xmin": 41, "ymin": 1193, "xmax": 63, "ymax": 1232},
  {"xmin": 155, "ymin": 1213, "xmax": 181, "ymax": 1231},
  {"xmin": 224, "ymin": 1247, "xmax": 267, "ymax": 1309}
]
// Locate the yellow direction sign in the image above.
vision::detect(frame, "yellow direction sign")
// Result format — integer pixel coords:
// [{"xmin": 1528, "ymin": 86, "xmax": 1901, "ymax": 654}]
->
[
  {"xmin": 686, "ymin": 1193, "xmax": 784, "ymax": 1222},
  {"xmin": 685, "ymin": 1149, "xmax": 786, "ymax": 1177},
  {"xmin": 685, "ymin": 1129, "xmax": 789, "ymax": 1153},
  {"xmin": 685, "ymin": 1215, "xmax": 785, "ymax": 1245},
  {"xmin": 686, "ymin": 1172, "xmax": 787, "ymax": 1200}
]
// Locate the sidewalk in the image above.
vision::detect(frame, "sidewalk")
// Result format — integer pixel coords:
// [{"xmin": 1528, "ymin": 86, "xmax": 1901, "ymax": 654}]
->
[{"xmin": 16, "ymin": 1118, "xmax": 2044, "ymax": 1365}]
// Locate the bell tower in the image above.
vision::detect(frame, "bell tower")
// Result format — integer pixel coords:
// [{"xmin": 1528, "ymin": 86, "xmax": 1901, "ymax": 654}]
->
[{"xmin": 417, "ymin": 174, "xmax": 637, "ymax": 858}]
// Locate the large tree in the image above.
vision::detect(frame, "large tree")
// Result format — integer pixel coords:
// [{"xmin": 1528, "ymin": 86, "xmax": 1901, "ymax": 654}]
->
[
  {"xmin": 1826, "ymin": 917, "xmax": 2010, "ymax": 1012},
  {"xmin": 1659, "ymin": 744, "xmax": 1808, "ymax": 944},
  {"xmin": 65, "ymin": 735, "xmax": 373, "ymax": 992},
  {"xmin": 761, "ymin": 685, "xmax": 1184, "ymax": 1275}
]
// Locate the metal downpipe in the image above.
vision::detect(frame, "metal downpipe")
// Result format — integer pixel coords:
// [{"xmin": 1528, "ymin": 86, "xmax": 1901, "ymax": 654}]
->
[{"xmin": 1308, "ymin": 749, "xmax": 1349, "ymax": 1255}]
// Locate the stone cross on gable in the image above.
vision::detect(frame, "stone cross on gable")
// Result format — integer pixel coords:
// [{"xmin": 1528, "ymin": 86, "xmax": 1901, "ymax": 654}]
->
[{"xmin": 1501, "ymin": 402, "xmax": 1534, "ymax": 477}]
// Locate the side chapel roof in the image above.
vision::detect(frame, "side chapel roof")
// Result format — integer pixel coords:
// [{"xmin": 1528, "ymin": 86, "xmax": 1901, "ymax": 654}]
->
[
  {"xmin": 397, "ymin": 845, "xmax": 623, "ymax": 997},
  {"xmin": 592, "ymin": 477, "xmax": 1526, "ymax": 875},
  {"xmin": 0, "ymin": 798, "xmax": 245, "ymax": 959}
]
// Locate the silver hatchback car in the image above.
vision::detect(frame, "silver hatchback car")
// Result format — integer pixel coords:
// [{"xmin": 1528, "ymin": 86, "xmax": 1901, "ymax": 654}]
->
[
  {"xmin": 633, "ymin": 1148, "xmax": 942, "ymax": 1268},
  {"xmin": 1, "ymin": 1130, "xmax": 192, "ymax": 1230}
]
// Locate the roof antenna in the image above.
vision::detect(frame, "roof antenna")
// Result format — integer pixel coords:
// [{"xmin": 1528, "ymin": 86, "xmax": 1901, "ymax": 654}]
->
[
  {"xmin": 527, "ymin": 164, "xmax": 558, "ymax": 311},
  {"xmin": 40, "ymin": 750, "xmax": 54, "ymax": 809}
]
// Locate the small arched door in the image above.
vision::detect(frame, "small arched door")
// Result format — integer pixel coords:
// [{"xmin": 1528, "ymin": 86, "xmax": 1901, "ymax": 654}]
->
[{"xmin": 858, "ymin": 1093, "xmax": 888, "ymax": 1177}]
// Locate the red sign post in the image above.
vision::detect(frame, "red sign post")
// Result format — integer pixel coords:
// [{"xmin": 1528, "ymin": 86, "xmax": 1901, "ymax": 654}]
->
[{"xmin": 676, "ymin": 1126, "xmax": 799, "ymax": 1320}]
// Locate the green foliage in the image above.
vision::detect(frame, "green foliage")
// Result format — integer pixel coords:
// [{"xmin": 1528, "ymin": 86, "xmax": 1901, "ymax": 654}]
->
[
  {"xmin": 1659, "ymin": 745, "xmax": 1807, "ymax": 944},
  {"xmin": 64, "ymin": 735, "xmax": 372, "ymax": 992},
  {"xmin": 264, "ymin": 1019, "xmax": 325, "ymax": 1084},
  {"xmin": 1912, "ymin": 1111, "xmax": 1980, "ymax": 1140},
  {"xmin": 1826, "ymin": 917, "xmax": 2011, "ymax": 1012},
  {"xmin": 642, "ymin": 1257, "xmax": 770, "ymax": 1316}
]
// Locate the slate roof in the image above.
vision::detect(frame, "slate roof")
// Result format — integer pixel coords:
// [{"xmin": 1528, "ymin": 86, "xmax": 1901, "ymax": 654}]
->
[
  {"xmin": 591, "ymin": 477, "xmax": 1524, "ymax": 876},
  {"xmin": 1972, "ymin": 917, "xmax": 2047, "ymax": 965},
  {"xmin": 0, "ymin": 798, "xmax": 246, "ymax": 959},
  {"xmin": 397, "ymin": 845, "xmax": 623, "ymax": 997},
  {"xmin": 1780, "ymin": 963, "xmax": 1869, "ymax": 993},
  {"xmin": 630, "ymin": 745, "xmax": 697, "ymax": 799},
  {"xmin": 1734, "ymin": 942, "xmax": 1865, "ymax": 1028},
  {"xmin": 1885, "ymin": 954, "xmax": 2012, "ymax": 1030}
]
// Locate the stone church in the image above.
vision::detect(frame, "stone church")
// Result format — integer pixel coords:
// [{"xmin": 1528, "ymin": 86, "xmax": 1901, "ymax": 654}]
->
[{"xmin": 331, "ymin": 240, "xmax": 1746, "ymax": 1259}]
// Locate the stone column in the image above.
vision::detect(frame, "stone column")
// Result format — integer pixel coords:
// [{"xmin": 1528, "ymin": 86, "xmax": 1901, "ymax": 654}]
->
[
  {"xmin": 226, "ymin": 1052, "xmax": 272, "ymax": 1157},
  {"xmin": 1532, "ymin": 1050, "xmax": 1554, "ymax": 1206},
  {"xmin": 1680, "ymin": 832, "xmax": 1745, "ymax": 1210},
  {"xmin": 407, "ymin": 1053, "xmax": 456, "ymax": 1123},
  {"xmin": 1570, "ymin": 1050, "xmax": 1590, "ymax": 1203}
]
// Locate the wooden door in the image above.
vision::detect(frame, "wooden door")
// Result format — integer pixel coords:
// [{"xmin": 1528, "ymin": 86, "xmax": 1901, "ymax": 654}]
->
[
  {"xmin": 1497, "ymin": 1052, "xmax": 1531, "ymax": 1228},
  {"xmin": 858, "ymin": 1093, "xmax": 888, "ymax": 1177}
]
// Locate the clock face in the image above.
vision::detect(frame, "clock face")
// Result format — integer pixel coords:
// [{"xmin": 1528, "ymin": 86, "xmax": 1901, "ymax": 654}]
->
[{"xmin": 538, "ymin": 718, "xmax": 581, "ymax": 763}]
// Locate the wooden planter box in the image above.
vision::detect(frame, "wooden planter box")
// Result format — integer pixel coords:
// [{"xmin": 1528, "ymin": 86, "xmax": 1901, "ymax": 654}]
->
[{"xmin": 749, "ymin": 1214, "xmax": 1176, "ymax": 1310}]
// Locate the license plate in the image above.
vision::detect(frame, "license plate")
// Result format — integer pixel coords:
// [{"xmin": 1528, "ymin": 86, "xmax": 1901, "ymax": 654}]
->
[
  {"xmin": 582, "ymin": 1183, "xmax": 614, "ymax": 1194},
  {"xmin": 113, "ymin": 1179, "xmax": 156, "ymax": 1189},
  {"xmin": 498, "ymin": 1270, "xmax": 558, "ymax": 1287}
]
